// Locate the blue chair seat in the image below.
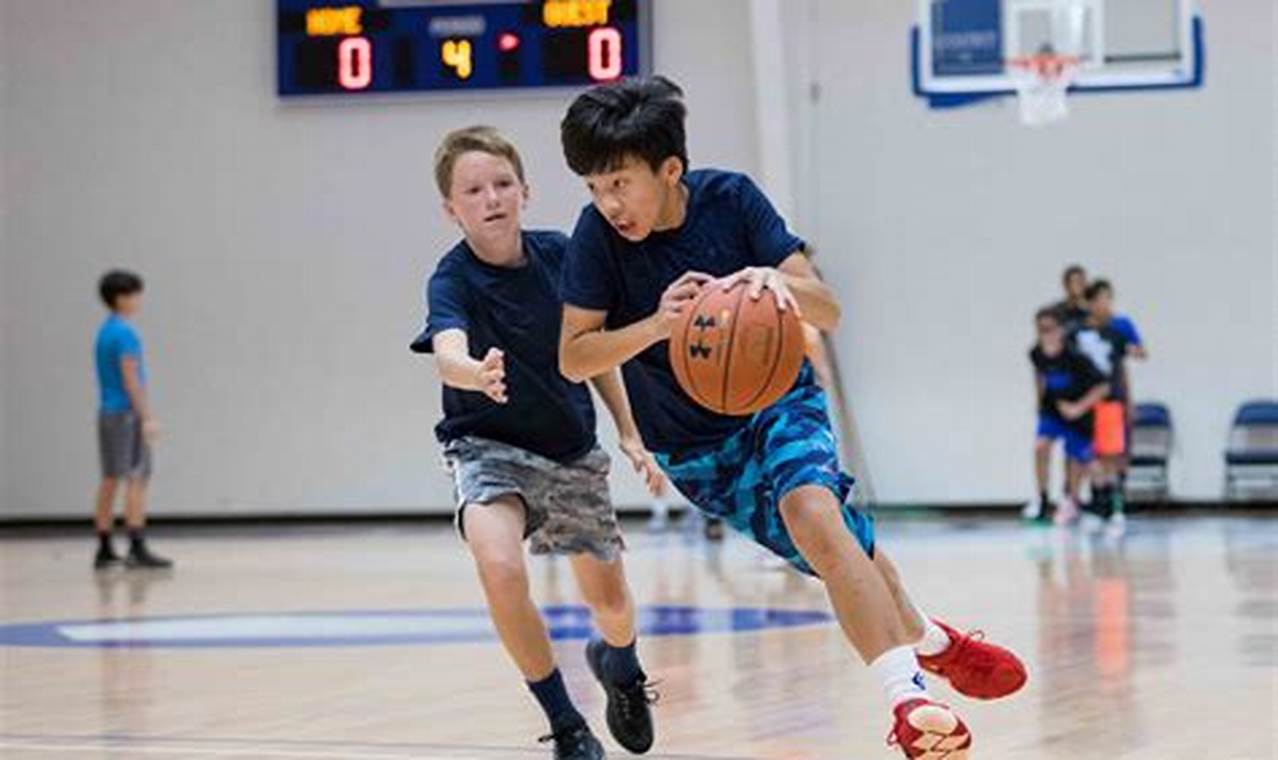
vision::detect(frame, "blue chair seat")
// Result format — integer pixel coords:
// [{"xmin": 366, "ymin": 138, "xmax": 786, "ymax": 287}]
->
[{"xmin": 1225, "ymin": 450, "xmax": 1278, "ymax": 466}]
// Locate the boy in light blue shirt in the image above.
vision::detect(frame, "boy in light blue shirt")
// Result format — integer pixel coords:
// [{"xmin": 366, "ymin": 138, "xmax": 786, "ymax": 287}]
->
[{"xmin": 93, "ymin": 270, "xmax": 171, "ymax": 569}]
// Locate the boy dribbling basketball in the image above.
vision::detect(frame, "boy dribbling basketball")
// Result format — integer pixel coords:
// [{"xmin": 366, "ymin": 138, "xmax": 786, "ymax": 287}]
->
[
  {"xmin": 556, "ymin": 77, "xmax": 1027, "ymax": 758},
  {"xmin": 412, "ymin": 126, "xmax": 662, "ymax": 759}
]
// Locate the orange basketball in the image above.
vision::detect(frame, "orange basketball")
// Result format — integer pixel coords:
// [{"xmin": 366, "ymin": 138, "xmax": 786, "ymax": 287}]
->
[{"xmin": 669, "ymin": 279, "xmax": 805, "ymax": 416}]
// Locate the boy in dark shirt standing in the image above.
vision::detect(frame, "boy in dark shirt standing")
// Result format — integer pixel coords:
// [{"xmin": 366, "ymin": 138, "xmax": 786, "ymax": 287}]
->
[
  {"xmin": 412, "ymin": 127, "xmax": 662, "ymax": 760},
  {"xmin": 1024, "ymin": 308, "xmax": 1110, "ymax": 524}
]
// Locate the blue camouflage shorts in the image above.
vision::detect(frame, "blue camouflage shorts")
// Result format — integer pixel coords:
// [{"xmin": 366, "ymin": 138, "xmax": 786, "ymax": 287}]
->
[{"xmin": 655, "ymin": 366, "xmax": 875, "ymax": 576}]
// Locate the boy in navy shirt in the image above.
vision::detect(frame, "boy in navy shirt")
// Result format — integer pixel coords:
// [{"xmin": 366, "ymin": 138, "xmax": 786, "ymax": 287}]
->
[
  {"xmin": 411, "ymin": 127, "xmax": 661, "ymax": 760},
  {"xmin": 1024, "ymin": 308, "xmax": 1110, "ymax": 524},
  {"xmin": 93, "ymin": 270, "xmax": 172, "ymax": 570},
  {"xmin": 557, "ymin": 77, "xmax": 1026, "ymax": 758}
]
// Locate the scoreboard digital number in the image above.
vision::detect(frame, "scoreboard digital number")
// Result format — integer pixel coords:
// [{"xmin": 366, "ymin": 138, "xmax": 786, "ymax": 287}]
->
[{"xmin": 277, "ymin": 0, "xmax": 650, "ymax": 97}]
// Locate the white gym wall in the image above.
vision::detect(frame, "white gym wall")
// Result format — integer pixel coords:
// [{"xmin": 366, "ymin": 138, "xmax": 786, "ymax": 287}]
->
[
  {"xmin": 1, "ymin": 0, "xmax": 1274, "ymax": 517},
  {"xmin": 784, "ymin": 0, "xmax": 1277, "ymax": 503},
  {"xmin": 0, "ymin": 0, "xmax": 758, "ymax": 518}
]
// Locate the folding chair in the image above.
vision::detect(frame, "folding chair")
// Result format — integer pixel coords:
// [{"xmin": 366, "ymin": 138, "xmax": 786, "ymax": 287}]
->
[
  {"xmin": 1127, "ymin": 402, "xmax": 1173, "ymax": 503},
  {"xmin": 1224, "ymin": 400, "xmax": 1278, "ymax": 501}
]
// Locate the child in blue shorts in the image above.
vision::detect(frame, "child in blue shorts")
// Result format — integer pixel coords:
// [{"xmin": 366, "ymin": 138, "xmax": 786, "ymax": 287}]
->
[
  {"xmin": 556, "ymin": 76, "xmax": 1026, "ymax": 759},
  {"xmin": 1025, "ymin": 308, "xmax": 1110, "ymax": 525}
]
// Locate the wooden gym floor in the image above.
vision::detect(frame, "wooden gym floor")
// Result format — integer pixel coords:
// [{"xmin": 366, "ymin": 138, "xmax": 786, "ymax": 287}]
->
[{"xmin": 1, "ymin": 515, "xmax": 1274, "ymax": 759}]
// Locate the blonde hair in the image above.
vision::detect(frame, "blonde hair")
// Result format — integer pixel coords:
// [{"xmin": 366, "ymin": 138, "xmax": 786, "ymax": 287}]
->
[{"xmin": 433, "ymin": 125, "xmax": 526, "ymax": 198}]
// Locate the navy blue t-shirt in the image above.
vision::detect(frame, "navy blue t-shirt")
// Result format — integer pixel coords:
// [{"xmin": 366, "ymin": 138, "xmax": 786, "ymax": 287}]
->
[
  {"xmin": 411, "ymin": 231, "xmax": 597, "ymax": 463},
  {"xmin": 560, "ymin": 169, "xmax": 806, "ymax": 453},
  {"xmin": 1030, "ymin": 345, "xmax": 1107, "ymax": 433}
]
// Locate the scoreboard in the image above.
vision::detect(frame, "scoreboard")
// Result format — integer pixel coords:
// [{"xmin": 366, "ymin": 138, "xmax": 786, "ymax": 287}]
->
[{"xmin": 277, "ymin": 0, "xmax": 651, "ymax": 97}]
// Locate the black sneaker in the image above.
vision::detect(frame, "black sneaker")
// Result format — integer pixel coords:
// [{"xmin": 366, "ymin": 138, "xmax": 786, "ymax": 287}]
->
[
  {"xmin": 538, "ymin": 723, "xmax": 604, "ymax": 760},
  {"xmin": 126, "ymin": 545, "xmax": 174, "ymax": 569},
  {"xmin": 94, "ymin": 548, "xmax": 123, "ymax": 570},
  {"xmin": 586, "ymin": 639, "xmax": 656, "ymax": 754},
  {"xmin": 703, "ymin": 517, "xmax": 725, "ymax": 542}
]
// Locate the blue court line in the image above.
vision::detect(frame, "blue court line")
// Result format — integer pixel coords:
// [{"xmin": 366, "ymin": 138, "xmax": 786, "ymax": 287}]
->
[{"xmin": 0, "ymin": 605, "xmax": 833, "ymax": 649}]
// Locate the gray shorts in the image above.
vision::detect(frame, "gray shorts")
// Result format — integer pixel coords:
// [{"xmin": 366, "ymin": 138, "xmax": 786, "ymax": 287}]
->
[
  {"xmin": 443, "ymin": 436, "xmax": 624, "ymax": 562},
  {"xmin": 98, "ymin": 411, "xmax": 152, "ymax": 480}
]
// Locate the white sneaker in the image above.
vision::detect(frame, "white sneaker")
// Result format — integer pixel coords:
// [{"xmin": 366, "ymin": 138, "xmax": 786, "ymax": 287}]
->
[
  {"xmin": 1105, "ymin": 512, "xmax": 1127, "ymax": 541},
  {"xmin": 1053, "ymin": 497, "xmax": 1080, "ymax": 527},
  {"xmin": 1021, "ymin": 498, "xmax": 1044, "ymax": 521}
]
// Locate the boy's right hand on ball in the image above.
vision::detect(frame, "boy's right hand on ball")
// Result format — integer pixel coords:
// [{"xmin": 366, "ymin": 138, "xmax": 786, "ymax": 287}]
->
[
  {"xmin": 652, "ymin": 271, "xmax": 713, "ymax": 339},
  {"xmin": 476, "ymin": 348, "xmax": 508, "ymax": 404}
]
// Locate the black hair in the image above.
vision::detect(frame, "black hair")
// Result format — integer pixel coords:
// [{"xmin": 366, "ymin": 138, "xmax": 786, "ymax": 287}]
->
[
  {"xmin": 1085, "ymin": 279, "xmax": 1113, "ymax": 301},
  {"xmin": 99, "ymin": 269, "xmax": 144, "ymax": 309},
  {"xmin": 560, "ymin": 75, "xmax": 688, "ymax": 176},
  {"xmin": 1035, "ymin": 306, "xmax": 1062, "ymax": 324},
  {"xmin": 1062, "ymin": 264, "xmax": 1086, "ymax": 286}
]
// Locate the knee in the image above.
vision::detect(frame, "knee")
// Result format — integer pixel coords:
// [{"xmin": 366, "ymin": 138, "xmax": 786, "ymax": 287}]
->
[
  {"xmin": 779, "ymin": 491, "xmax": 846, "ymax": 565},
  {"xmin": 1034, "ymin": 439, "xmax": 1053, "ymax": 456},
  {"xmin": 582, "ymin": 575, "xmax": 630, "ymax": 618},
  {"xmin": 474, "ymin": 553, "xmax": 529, "ymax": 598}
]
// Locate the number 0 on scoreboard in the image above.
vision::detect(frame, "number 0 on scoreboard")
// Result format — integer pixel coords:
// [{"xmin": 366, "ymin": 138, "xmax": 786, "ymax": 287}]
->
[{"xmin": 277, "ymin": 0, "xmax": 652, "ymax": 97}]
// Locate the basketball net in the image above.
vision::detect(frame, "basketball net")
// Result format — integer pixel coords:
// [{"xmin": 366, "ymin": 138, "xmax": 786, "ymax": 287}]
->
[
  {"xmin": 1007, "ymin": 0, "xmax": 1088, "ymax": 126},
  {"xmin": 1009, "ymin": 53, "xmax": 1080, "ymax": 127}
]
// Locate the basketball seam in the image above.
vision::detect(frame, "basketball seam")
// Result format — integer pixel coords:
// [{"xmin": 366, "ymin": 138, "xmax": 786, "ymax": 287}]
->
[
  {"xmin": 679, "ymin": 288, "xmax": 703, "ymax": 409},
  {"xmin": 741, "ymin": 291, "xmax": 786, "ymax": 412},
  {"xmin": 718, "ymin": 285, "xmax": 747, "ymax": 414}
]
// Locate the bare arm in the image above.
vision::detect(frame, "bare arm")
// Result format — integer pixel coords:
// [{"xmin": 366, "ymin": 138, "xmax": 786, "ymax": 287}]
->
[
  {"xmin": 589, "ymin": 370, "xmax": 666, "ymax": 495},
  {"xmin": 560, "ymin": 271, "xmax": 713, "ymax": 383},
  {"xmin": 589, "ymin": 370, "xmax": 640, "ymax": 441},
  {"xmin": 1058, "ymin": 383, "xmax": 1111, "ymax": 421},
  {"xmin": 1128, "ymin": 344, "xmax": 1148, "ymax": 360},
  {"xmin": 120, "ymin": 356, "xmax": 152, "ymax": 421},
  {"xmin": 431, "ymin": 329, "xmax": 507, "ymax": 403},
  {"xmin": 718, "ymin": 252, "xmax": 842, "ymax": 333},
  {"xmin": 778, "ymin": 253, "xmax": 841, "ymax": 332}
]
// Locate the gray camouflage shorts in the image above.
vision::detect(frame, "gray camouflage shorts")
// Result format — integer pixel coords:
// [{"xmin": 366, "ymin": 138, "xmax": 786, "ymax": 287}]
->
[{"xmin": 443, "ymin": 436, "xmax": 624, "ymax": 562}]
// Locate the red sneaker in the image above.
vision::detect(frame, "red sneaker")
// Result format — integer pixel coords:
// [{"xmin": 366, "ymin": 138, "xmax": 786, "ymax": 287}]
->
[
  {"xmin": 918, "ymin": 620, "xmax": 1028, "ymax": 700},
  {"xmin": 888, "ymin": 698, "xmax": 971, "ymax": 759}
]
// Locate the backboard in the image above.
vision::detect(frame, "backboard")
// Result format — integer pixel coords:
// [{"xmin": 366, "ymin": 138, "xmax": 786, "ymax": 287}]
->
[{"xmin": 912, "ymin": 0, "xmax": 1204, "ymax": 108}]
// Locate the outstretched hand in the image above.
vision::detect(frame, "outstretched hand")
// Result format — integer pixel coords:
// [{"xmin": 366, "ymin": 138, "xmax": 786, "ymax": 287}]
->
[{"xmin": 476, "ymin": 347, "xmax": 508, "ymax": 404}]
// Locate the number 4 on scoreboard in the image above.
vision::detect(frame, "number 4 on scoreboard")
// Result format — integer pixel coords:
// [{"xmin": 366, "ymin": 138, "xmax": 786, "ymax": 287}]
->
[{"xmin": 442, "ymin": 39, "xmax": 474, "ymax": 80}]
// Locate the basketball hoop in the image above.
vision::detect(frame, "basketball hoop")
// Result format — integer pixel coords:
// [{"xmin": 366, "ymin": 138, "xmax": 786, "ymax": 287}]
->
[{"xmin": 1008, "ymin": 52, "xmax": 1081, "ymax": 127}]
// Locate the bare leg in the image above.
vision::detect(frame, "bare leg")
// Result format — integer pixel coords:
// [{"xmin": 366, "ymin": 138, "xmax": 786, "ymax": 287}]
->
[
  {"xmin": 779, "ymin": 485, "xmax": 911, "ymax": 663},
  {"xmin": 463, "ymin": 497, "xmax": 556, "ymax": 681},
  {"xmin": 94, "ymin": 478, "xmax": 119, "ymax": 533},
  {"xmin": 124, "ymin": 476, "xmax": 148, "ymax": 531},
  {"xmin": 1066, "ymin": 459, "xmax": 1085, "ymax": 500},
  {"xmin": 569, "ymin": 554, "xmax": 636, "ymax": 647},
  {"xmin": 873, "ymin": 549, "xmax": 927, "ymax": 643},
  {"xmin": 1034, "ymin": 439, "xmax": 1052, "ymax": 495}
]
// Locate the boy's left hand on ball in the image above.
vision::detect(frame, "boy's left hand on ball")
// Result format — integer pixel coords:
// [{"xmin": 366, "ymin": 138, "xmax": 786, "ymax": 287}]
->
[{"xmin": 721, "ymin": 267, "xmax": 802, "ymax": 316}]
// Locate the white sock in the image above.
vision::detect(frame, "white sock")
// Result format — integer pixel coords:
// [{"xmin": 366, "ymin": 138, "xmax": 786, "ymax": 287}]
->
[
  {"xmin": 911, "ymin": 603, "xmax": 952, "ymax": 657},
  {"xmin": 870, "ymin": 645, "xmax": 930, "ymax": 708}
]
